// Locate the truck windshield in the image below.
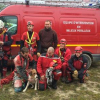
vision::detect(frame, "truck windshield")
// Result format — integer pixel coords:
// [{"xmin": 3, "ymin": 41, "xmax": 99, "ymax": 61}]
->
[{"xmin": 0, "ymin": 16, "xmax": 17, "ymax": 35}]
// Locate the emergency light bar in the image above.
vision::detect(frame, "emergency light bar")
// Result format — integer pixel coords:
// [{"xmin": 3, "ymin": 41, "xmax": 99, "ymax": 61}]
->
[{"xmin": 0, "ymin": 0, "xmax": 100, "ymax": 8}]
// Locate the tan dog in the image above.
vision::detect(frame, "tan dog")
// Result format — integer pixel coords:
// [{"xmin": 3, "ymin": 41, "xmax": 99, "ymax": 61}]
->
[{"xmin": 23, "ymin": 69, "xmax": 38, "ymax": 92}]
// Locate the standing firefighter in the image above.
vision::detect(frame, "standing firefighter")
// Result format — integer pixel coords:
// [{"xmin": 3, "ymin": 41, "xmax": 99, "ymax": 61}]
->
[
  {"xmin": 21, "ymin": 21, "xmax": 41, "ymax": 69},
  {"xmin": 55, "ymin": 39, "xmax": 72, "ymax": 82},
  {"xmin": 39, "ymin": 20, "xmax": 58, "ymax": 53},
  {"xmin": 66, "ymin": 46, "xmax": 88, "ymax": 83},
  {"xmin": 13, "ymin": 47, "xmax": 35, "ymax": 92},
  {"xmin": 37, "ymin": 47, "xmax": 62, "ymax": 91},
  {"xmin": 0, "ymin": 20, "xmax": 13, "ymax": 78}
]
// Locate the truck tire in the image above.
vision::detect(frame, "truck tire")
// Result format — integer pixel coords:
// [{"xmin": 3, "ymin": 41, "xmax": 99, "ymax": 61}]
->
[{"xmin": 83, "ymin": 54, "xmax": 92, "ymax": 69}]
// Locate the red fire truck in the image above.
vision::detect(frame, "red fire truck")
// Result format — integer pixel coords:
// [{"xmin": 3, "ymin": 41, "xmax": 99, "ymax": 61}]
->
[{"xmin": 0, "ymin": 1, "xmax": 100, "ymax": 68}]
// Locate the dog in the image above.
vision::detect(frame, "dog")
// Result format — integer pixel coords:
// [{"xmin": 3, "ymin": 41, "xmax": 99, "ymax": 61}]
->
[{"xmin": 23, "ymin": 69, "xmax": 38, "ymax": 92}]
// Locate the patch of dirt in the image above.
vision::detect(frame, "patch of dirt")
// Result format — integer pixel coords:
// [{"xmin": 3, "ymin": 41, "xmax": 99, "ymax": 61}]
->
[
  {"xmin": 22, "ymin": 92, "xmax": 31, "ymax": 97},
  {"xmin": 32, "ymin": 93, "xmax": 40, "ymax": 100},
  {"xmin": 32, "ymin": 97, "xmax": 40, "ymax": 100},
  {"xmin": 55, "ymin": 88, "xmax": 76, "ymax": 99},
  {"xmin": 76, "ymin": 81, "xmax": 100, "ymax": 94},
  {"xmin": 87, "ymin": 80, "xmax": 100, "ymax": 85},
  {"xmin": 8, "ymin": 87, "xmax": 15, "ymax": 95},
  {"xmin": 2, "ymin": 88, "xmax": 6, "ymax": 92}
]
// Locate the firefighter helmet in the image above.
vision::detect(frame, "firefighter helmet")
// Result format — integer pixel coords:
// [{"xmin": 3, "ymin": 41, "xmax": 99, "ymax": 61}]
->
[
  {"xmin": 60, "ymin": 39, "xmax": 67, "ymax": 44},
  {"xmin": 27, "ymin": 21, "xmax": 34, "ymax": 26},
  {"xmin": 75, "ymin": 46, "xmax": 83, "ymax": 53},
  {"xmin": 0, "ymin": 20, "xmax": 4, "ymax": 28}
]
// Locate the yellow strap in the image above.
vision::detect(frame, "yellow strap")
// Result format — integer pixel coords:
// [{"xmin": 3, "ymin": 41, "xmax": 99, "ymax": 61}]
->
[
  {"xmin": 53, "ymin": 60, "xmax": 57, "ymax": 63},
  {"xmin": 25, "ymin": 40, "xmax": 36, "ymax": 44},
  {"xmin": 0, "ymin": 29, "xmax": 6, "ymax": 36},
  {"xmin": 59, "ymin": 48, "xmax": 62, "ymax": 57},
  {"xmin": 25, "ymin": 32, "xmax": 36, "ymax": 45},
  {"xmin": 27, "ymin": 31, "xmax": 34, "ymax": 44}
]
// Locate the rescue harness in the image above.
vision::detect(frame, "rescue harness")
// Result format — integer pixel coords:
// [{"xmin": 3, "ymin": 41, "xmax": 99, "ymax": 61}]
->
[
  {"xmin": 25, "ymin": 32, "xmax": 36, "ymax": 46},
  {"xmin": 59, "ymin": 48, "xmax": 66, "ymax": 62}
]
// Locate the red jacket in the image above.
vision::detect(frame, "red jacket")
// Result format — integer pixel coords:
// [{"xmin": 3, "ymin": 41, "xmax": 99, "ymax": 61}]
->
[
  {"xmin": 21, "ymin": 31, "xmax": 40, "ymax": 61},
  {"xmin": 21, "ymin": 31, "xmax": 40, "ymax": 49},
  {"xmin": 68, "ymin": 54, "xmax": 87, "ymax": 74},
  {"xmin": 13, "ymin": 54, "xmax": 34, "ymax": 80},
  {"xmin": 0, "ymin": 30, "xmax": 13, "ymax": 53},
  {"xmin": 37, "ymin": 53, "xmax": 62, "ymax": 77},
  {"xmin": 14, "ymin": 54, "xmax": 33, "ymax": 70},
  {"xmin": 55, "ymin": 47, "xmax": 71, "ymax": 66}
]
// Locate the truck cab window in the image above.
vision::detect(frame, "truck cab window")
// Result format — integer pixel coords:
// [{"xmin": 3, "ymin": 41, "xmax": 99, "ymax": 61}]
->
[{"xmin": 0, "ymin": 16, "xmax": 17, "ymax": 35}]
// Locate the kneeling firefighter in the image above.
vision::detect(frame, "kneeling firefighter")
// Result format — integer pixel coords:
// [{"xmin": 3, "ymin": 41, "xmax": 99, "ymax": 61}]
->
[
  {"xmin": 14, "ymin": 47, "xmax": 36, "ymax": 92},
  {"xmin": 37, "ymin": 47, "xmax": 62, "ymax": 91},
  {"xmin": 66, "ymin": 46, "xmax": 88, "ymax": 83}
]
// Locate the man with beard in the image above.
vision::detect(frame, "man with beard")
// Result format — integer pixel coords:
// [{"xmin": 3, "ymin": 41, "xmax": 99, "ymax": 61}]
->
[
  {"xmin": 39, "ymin": 20, "xmax": 58, "ymax": 53},
  {"xmin": 0, "ymin": 47, "xmax": 35, "ymax": 90},
  {"xmin": 13, "ymin": 47, "xmax": 35, "ymax": 92},
  {"xmin": 20, "ymin": 21, "xmax": 41, "ymax": 69}
]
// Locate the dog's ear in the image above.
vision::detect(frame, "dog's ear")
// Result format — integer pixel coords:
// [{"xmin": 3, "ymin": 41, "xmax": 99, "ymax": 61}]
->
[
  {"xmin": 29, "ymin": 71, "xmax": 32, "ymax": 76},
  {"xmin": 32, "ymin": 69, "xmax": 37, "ymax": 74}
]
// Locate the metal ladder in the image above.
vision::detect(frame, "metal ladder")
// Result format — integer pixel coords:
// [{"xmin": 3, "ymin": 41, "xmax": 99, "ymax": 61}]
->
[{"xmin": 0, "ymin": 0, "xmax": 99, "ymax": 8}]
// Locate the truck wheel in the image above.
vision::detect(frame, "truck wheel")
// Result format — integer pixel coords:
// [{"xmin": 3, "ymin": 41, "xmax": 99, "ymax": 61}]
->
[{"xmin": 83, "ymin": 54, "xmax": 92, "ymax": 69}]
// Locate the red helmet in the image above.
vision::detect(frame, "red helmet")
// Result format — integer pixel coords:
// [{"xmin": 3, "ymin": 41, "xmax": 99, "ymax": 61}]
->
[
  {"xmin": 27, "ymin": 21, "xmax": 34, "ymax": 26},
  {"xmin": 75, "ymin": 46, "xmax": 83, "ymax": 53},
  {"xmin": 60, "ymin": 39, "xmax": 67, "ymax": 44}
]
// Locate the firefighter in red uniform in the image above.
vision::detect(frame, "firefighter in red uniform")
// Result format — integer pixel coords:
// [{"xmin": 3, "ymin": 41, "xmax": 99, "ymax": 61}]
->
[
  {"xmin": 13, "ymin": 47, "xmax": 35, "ymax": 92},
  {"xmin": 55, "ymin": 39, "xmax": 72, "ymax": 82},
  {"xmin": 0, "ymin": 20, "xmax": 13, "ymax": 78},
  {"xmin": 66, "ymin": 46, "xmax": 88, "ymax": 83},
  {"xmin": 37, "ymin": 47, "xmax": 62, "ymax": 91},
  {"xmin": 21, "ymin": 21, "xmax": 41, "ymax": 69}
]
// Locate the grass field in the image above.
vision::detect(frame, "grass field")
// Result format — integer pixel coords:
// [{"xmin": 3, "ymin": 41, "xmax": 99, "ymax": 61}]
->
[{"xmin": 0, "ymin": 62, "xmax": 100, "ymax": 100}]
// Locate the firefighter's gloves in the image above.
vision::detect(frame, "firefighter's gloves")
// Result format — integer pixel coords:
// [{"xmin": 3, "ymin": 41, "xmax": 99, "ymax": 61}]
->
[
  {"xmin": 72, "ymin": 70, "xmax": 78, "ymax": 78},
  {"xmin": 37, "ymin": 52, "xmax": 41, "ymax": 57}
]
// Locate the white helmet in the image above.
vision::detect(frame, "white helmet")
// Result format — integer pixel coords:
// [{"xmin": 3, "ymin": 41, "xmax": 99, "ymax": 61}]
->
[{"xmin": 0, "ymin": 20, "xmax": 4, "ymax": 28}]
